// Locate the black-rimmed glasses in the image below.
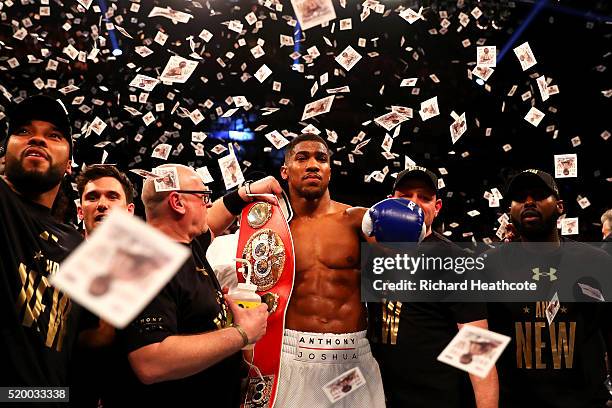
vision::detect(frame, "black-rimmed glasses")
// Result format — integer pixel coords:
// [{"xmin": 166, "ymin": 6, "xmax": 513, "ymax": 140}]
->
[{"xmin": 175, "ymin": 189, "xmax": 213, "ymax": 204}]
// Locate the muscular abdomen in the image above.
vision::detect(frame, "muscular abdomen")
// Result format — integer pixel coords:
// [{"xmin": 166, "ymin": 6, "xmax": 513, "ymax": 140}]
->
[
  {"xmin": 286, "ymin": 266, "xmax": 367, "ymax": 333},
  {"xmin": 286, "ymin": 215, "xmax": 367, "ymax": 333}
]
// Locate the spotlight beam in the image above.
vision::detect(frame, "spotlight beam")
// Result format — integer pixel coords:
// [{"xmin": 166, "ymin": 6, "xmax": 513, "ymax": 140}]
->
[
  {"xmin": 497, "ymin": 0, "xmax": 611, "ymax": 65},
  {"xmin": 514, "ymin": 0, "xmax": 612, "ymax": 23},
  {"xmin": 97, "ymin": 0, "xmax": 122, "ymax": 56},
  {"xmin": 293, "ymin": 22, "xmax": 302, "ymax": 68},
  {"xmin": 497, "ymin": 0, "xmax": 549, "ymax": 64}
]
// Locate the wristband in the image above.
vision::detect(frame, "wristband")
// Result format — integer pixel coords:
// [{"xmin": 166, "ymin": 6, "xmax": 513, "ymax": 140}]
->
[
  {"xmin": 223, "ymin": 189, "xmax": 249, "ymax": 216},
  {"xmin": 233, "ymin": 324, "xmax": 249, "ymax": 347}
]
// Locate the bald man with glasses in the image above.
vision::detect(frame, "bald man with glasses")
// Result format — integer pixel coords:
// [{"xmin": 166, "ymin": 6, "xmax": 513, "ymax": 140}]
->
[{"xmin": 117, "ymin": 164, "xmax": 284, "ymax": 407}]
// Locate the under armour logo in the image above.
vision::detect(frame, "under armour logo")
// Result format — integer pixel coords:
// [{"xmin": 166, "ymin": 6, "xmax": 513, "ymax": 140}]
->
[{"xmin": 531, "ymin": 267, "xmax": 557, "ymax": 281}]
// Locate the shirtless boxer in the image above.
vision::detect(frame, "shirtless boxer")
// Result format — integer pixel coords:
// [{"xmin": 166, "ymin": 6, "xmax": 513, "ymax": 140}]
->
[{"xmin": 274, "ymin": 134, "xmax": 385, "ymax": 407}]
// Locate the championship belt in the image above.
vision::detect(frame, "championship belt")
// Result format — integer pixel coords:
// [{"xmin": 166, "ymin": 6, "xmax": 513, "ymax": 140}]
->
[{"xmin": 237, "ymin": 196, "xmax": 294, "ymax": 408}]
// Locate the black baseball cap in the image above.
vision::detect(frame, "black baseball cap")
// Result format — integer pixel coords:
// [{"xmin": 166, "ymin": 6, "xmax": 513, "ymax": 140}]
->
[
  {"xmin": 393, "ymin": 165, "xmax": 438, "ymax": 194},
  {"xmin": 506, "ymin": 169, "xmax": 560, "ymax": 200},
  {"xmin": 6, "ymin": 95, "xmax": 73, "ymax": 154}
]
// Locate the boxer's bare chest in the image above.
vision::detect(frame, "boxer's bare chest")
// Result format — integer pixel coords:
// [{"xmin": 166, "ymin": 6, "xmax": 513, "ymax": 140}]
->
[{"xmin": 290, "ymin": 212, "xmax": 361, "ymax": 272}]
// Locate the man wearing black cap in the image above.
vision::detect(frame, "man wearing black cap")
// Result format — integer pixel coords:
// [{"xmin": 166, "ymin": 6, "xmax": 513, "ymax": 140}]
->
[
  {"xmin": 368, "ymin": 165, "xmax": 498, "ymax": 408},
  {"xmin": 391, "ymin": 165, "xmax": 442, "ymax": 240},
  {"xmin": 0, "ymin": 94, "xmax": 82, "ymax": 390},
  {"xmin": 486, "ymin": 169, "xmax": 612, "ymax": 407}
]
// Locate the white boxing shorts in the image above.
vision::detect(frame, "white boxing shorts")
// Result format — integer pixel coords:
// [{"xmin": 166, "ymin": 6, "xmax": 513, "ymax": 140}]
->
[{"xmin": 274, "ymin": 329, "xmax": 386, "ymax": 408}]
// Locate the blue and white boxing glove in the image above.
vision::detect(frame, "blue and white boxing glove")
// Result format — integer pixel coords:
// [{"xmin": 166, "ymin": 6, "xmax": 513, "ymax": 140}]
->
[{"xmin": 362, "ymin": 198, "xmax": 426, "ymax": 242}]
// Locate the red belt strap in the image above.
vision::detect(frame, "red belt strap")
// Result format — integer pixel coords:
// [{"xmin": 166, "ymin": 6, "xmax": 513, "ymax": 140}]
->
[{"xmin": 236, "ymin": 200, "xmax": 294, "ymax": 408}]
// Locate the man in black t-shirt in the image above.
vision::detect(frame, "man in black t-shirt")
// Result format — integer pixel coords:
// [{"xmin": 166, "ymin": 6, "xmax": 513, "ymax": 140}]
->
[
  {"xmin": 69, "ymin": 165, "xmax": 136, "ymax": 408},
  {"xmin": 119, "ymin": 164, "xmax": 282, "ymax": 407},
  {"xmin": 368, "ymin": 166, "xmax": 498, "ymax": 408},
  {"xmin": 1, "ymin": 95, "xmax": 83, "ymax": 391},
  {"xmin": 487, "ymin": 169, "xmax": 612, "ymax": 408}
]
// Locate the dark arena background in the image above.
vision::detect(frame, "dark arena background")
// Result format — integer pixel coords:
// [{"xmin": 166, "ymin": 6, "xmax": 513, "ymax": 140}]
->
[{"xmin": 0, "ymin": 0, "xmax": 610, "ymax": 241}]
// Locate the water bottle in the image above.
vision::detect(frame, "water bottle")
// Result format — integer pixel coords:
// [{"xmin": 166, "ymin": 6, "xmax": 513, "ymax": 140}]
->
[{"xmin": 228, "ymin": 259, "xmax": 261, "ymax": 350}]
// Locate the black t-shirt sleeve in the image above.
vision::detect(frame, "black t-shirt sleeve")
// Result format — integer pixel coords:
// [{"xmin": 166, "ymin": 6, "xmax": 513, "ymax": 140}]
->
[
  {"xmin": 448, "ymin": 302, "xmax": 488, "ymax": 324},
  {"xmin": 120, "ymin": 280, "xmax": 179, "ymax": 353}
]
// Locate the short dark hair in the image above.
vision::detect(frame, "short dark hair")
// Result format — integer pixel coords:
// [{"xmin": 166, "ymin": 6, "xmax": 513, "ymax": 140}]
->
[
  {"xmin": 283, "ymin": 133, "xmax": 330, "ymax": 163},
  {"xmin": 76, "ymin": 165, "xmax": 135, "ymax": 204}
]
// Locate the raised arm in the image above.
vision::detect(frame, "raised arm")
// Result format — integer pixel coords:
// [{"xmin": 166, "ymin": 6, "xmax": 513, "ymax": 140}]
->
[{"xmin": 207, "ymin": 176, "xmax": 284, "ymax": 237}]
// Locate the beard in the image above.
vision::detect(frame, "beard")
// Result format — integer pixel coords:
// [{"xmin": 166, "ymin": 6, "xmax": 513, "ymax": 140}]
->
[
  {"xmin": 512, "ymin": 211, "xmax": 558, "ymax": 241},
  {"xmin": 4, "ymin": 154, "xmax": 65, "ymax": 195},
  {"xmin": 298, "ymin": 184, "xmax": 326, "ymax": 200}
]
